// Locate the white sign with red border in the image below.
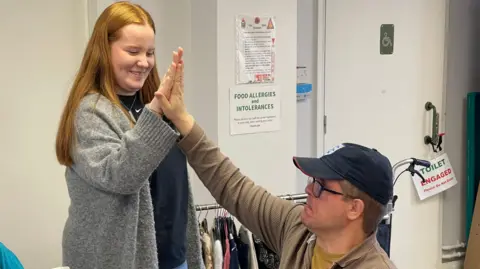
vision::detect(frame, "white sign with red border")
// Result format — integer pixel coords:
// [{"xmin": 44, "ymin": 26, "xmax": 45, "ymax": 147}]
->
[{"xmin": 411, "ymin": 153, "xmax": 458, "ymax": 200}]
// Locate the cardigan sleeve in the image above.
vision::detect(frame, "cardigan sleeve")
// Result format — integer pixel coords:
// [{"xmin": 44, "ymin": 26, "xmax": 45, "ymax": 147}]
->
[{"xmin": 70, "ymin": 95, "xmax": 179, "ymax": 195}]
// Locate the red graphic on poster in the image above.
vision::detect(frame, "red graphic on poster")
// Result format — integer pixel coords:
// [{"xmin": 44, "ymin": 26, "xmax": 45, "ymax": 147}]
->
[
  {"xmin": 267, "ymin": 18, "xmax": 274, "ymax": 29},
  {"xmin": 255, "ymin": 17, "xmax": 260, "ymax": 24}
]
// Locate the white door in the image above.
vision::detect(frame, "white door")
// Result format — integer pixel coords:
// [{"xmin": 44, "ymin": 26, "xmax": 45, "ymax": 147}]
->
[{"xmin": 323, "ymin": 0, "xmax": 446, "ymax": 268}]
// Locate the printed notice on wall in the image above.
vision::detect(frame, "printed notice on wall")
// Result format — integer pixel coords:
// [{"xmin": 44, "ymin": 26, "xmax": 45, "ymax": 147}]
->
[
  {"xmin": 411, "ymin": 153, "xmax": 458, "ymax": 200},
  {"xmin": 235, "ymin": 15, "xmax": 276, "ymax": 85},
  {"xmin": 229, "ymin": 86, "xmax": 280, "ymax": 135}
]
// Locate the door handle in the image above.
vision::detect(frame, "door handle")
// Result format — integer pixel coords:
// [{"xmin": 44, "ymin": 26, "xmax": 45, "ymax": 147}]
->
[{"xmin": 424, "ymin": 101, "xmax": 439, "ymax": 146}]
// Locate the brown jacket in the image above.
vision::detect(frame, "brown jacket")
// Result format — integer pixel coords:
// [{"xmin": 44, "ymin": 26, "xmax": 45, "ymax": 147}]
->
[{"xmin": 179, "ymin": 123, "xmax": 397, "ymax": 269}]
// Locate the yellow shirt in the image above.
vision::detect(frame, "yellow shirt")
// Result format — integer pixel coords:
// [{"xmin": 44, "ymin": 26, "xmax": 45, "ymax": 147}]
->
[{"xmin": 311, "ymin": 244, "xmax": 345, "ymax": 269}]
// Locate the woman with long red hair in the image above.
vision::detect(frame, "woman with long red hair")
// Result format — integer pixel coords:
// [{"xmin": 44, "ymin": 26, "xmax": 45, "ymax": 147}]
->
[{"xmin": 55, "ymin": 2, "xmax": 203, "ymax": 269}]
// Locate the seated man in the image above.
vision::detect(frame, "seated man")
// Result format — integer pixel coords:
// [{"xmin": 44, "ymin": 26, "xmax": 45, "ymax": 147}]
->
[{"xmin": 156, "ymin": 61, "xmax": 397, "ymax": 269}]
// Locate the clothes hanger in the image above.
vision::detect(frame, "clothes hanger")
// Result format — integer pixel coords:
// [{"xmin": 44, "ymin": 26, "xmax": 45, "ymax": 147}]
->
[
  {"xmin": 214, "ymin": 205, "xmax": 221, "ymax": 241},
  {"xmin": 197, "ymin": 210, "xmax": 205, "ymax": 234},
  {"xmin": 227, "ymin": 216, "xmax": 235, "ymax": 237},
  {"xmin": 201, "ymin": 209, "xmax": 209, "ymax": 233}
]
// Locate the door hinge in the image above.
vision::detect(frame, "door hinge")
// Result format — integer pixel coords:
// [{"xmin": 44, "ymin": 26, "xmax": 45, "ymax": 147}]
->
[{"xmin": 323, "ymin": 115, "xmax": 327, "ymax": 134}]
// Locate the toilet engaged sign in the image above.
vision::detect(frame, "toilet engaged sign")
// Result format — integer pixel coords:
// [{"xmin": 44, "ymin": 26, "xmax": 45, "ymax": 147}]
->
[{"xmin": 411, "ymin": 153, "xmax": 458, "ymax": 200}]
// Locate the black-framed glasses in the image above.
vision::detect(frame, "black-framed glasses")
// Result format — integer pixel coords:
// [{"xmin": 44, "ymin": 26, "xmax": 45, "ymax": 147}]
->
[{"xmin": 307, "ymin": 177, "xmax": 345, "ymax": 198}]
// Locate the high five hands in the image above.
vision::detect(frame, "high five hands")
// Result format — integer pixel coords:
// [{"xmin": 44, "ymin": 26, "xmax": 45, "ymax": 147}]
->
[
  {"xmin": 148, "ymin": 48, "xmax": 183, "ymax": 113},
  {"xmin": 150, "ymin": 47, "xmax": 194, "ymax": 136}
]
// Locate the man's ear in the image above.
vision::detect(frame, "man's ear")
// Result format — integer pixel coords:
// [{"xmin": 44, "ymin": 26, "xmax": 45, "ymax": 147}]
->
[{"xmin": 346, "ymin": 198, "xmax": 365, "ymax": 221}]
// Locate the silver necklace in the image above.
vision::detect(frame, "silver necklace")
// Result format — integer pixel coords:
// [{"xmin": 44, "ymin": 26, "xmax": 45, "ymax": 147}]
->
[
  {"xmin": 119, "ymin": 94, "xmax": 138, "ymax": 121},
  {"xmin": 119, "ymin": 94, "xmax": 137, "ymax": 112}
]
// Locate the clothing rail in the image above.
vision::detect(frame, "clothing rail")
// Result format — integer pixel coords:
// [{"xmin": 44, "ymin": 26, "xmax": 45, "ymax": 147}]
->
[
  {"xmin": 195, "ymin": 193, "xmax": 307, "ymax": 212},
  {"xmin": 195, "ymin": 193, "xmax": 392, "ymax": 222}
]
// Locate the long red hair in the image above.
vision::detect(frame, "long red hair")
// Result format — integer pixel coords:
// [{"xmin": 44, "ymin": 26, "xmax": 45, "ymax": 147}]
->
[{"xmin": 55, "ymin": 1, "xmax": 160, "ymax": 166}]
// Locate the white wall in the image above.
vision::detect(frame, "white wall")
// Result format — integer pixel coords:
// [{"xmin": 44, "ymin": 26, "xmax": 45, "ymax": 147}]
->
[
  {"xmin": 215, "ymin": 0, "xmax": 298, "ymax": 198},
  {"xmin": 321, "ymin": 0, "xmax": 448, "ymax": 268},
  {"xmin": 0, "ymin": 1, "xmax": 87, "ymax": 268}
]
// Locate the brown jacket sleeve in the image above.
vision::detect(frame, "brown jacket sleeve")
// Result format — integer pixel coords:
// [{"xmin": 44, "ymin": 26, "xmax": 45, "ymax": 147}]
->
[{"xmin": 178, "ymin": 122, "xmax": 303, "ymax": 253}]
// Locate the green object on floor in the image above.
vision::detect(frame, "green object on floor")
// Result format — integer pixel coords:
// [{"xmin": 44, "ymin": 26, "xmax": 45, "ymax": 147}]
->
[{"xmin": 466, "ymin": 92, "xmax": 480, "ymax": 242}]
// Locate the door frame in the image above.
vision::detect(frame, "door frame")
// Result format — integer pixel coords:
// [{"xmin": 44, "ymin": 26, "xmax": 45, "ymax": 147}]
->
[{"xmin": 315, "ymin": 0, "xmax": 327, "ymax": 157}]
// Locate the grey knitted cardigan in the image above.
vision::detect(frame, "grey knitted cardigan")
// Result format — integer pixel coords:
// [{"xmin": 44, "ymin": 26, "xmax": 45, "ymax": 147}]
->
[{"xmin": 62, "ymin": 93, "xmax": 205, "ymax": 269}]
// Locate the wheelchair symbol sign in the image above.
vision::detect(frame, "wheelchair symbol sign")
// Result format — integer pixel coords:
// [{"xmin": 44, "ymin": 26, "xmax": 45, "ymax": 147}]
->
[
  {"xmin": 382, "ymin": 33, "xmax": 393, "ymax": 47},
  {"xmin": 380, "ymin": 24, "xmax": 394, "ymax": 55}
]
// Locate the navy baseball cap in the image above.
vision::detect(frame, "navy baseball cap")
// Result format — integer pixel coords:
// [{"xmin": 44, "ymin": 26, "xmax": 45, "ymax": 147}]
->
[{"xmin": 293, "ymin": 143, "xmax": 393, "ymax": 205}]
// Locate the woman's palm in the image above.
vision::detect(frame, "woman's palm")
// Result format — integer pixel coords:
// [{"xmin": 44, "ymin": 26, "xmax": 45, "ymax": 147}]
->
[{"xmin": 156, "ymin": 62, "xmax": 187, "ymax": 122}]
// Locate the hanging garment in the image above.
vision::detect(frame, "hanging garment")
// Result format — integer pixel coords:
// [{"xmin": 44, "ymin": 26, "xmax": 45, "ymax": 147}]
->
[
  {"xmin": 223, "ymin": 220, "xmax": 231, "ymax": 269},
  {"xmin": 228, "ymin": 234, "xmax": 239, "ymax": 269},
  {"xmin": 216, "ymin": 217, "xmax": 227, "ymax": 255},
  {"xmin": 0, "ymin": 242, "xmax": 24, "ymax": 269},
  {"xmin": 253, "ymin": 234, "xmax": 280, "ymax": 269},
  {"xmin": 199, "ymin": 223, "xmax": 206, "ymax": 266},
  {"xmin": 213, "ymin": 240, "xmax": 223, "ymax": 269},
  {"xmin": 202, "ymin": 231, "xmax": 214, "ymax": 269},
  {"xmin": 238, "ymin": 226, "xmax": 258, "ymax": 269},
  {"xmin": 236, "ymin": 235, "xmax": 249, "ymax": 269},
  {"xmin": 230, "ymin": 220, "xmax": 249, "ymax": 268},
  {"xmin": 224, "ymin": 217, "xmax": 240, "ymax": 269},
  {"xmin": 211, "ymin": 217, "xmax": 224, "ymax": 269}
]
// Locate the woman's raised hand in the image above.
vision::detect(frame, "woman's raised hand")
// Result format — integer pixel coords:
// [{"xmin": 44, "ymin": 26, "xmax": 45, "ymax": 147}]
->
[
  {"xmin": 148, "ymin": 47, "xmax": 183, "ymax": 114},
  {"xmin": 155, "ymin": 58, "xmax": 194, "ymax": 135}
]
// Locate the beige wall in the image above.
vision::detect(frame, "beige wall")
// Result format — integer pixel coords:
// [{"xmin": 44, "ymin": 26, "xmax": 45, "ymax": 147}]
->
[{"xmin": 0, "ymin": 1, "xmax": 87, "ymax": 268}]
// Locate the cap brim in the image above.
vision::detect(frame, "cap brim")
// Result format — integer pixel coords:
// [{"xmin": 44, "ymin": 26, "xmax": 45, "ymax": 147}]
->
[{"xmin": 293, "ymin": 156, "xmax": 343, "ymax": 180}]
